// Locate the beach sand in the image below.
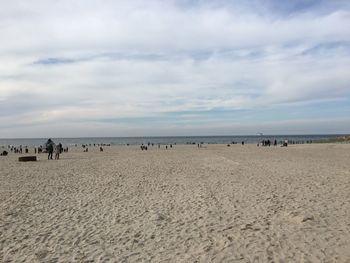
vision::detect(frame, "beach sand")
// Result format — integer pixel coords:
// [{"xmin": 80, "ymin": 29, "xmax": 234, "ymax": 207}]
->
[{"xmin": 1, "ymin": 144, "xmax": 350, "ymax": 262}]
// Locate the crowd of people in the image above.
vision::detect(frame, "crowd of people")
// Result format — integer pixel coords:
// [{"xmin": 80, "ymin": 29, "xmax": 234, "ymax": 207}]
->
[
  {"xmin": 258, "ymin": 139, "xmax": 278, "ymax": 146},
  {"xmin": 140, "ymin": 143, "xmax": 175, "ymax": 151},
  {"xmin": 1, "ymin": 137, "xmax": 317, "ymax": 160}
]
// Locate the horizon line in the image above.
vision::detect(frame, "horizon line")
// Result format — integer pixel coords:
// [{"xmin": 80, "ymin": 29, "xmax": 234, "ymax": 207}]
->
[{"xmin": 0, "ymin": 133, "xmax": 348, "ymax": 140}]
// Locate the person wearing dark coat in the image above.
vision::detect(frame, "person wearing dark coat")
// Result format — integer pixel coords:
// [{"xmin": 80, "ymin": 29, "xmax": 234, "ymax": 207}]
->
[{"xmin": 46, "ymin": 139, "xmax": 54, "ymax": 160}]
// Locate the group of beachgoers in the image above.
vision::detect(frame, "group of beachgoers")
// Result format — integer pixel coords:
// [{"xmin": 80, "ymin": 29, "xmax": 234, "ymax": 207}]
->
[
  {"xmin": 8, "ymin": 145, "xmax": 30, "ymax": 154},
  {"xmin": 14, "ymin": 139, "xmax": 68, "ymax": 160},
  {"xmin": 257, "ymin": 139, "xmax": 287, "ymax": 147},
  {"xmin": 140, "ymin": 142, "xmax": 175, "ymax": 151},
  {"xmin": 80, "ymin": 143, "xmax": 110, "ymax": 153},
  {"xmin": 258, "ymin": 139, "xmax": 278, "ymax": 147},
  {"xmin": 45, "ymin": 139, "xmax": 66, "ymax": 160},
  {"xmin": 2, "ymin": 145, "xmax": 33, "ymax": 154},
  {"xmin": 225, "ymin": 139, "xmax": 288, "ymax": 147},
  {"xmin": 1, "ymin": 137, "xmax": 318, "ymax": 159},
  {"xmin": 1, "ymin": 139, "xmax": 68, "ymax": 159}
]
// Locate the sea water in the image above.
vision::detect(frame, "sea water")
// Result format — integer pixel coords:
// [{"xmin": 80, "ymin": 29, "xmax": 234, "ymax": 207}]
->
[{"xmin": 0, "ymin": 134, "xmax": 343, "ymax": 147}]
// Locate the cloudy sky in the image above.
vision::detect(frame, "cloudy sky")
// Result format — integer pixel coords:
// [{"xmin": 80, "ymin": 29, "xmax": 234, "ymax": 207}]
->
[{"xmin": 1, "ymin": 0, "xmax": 350, "ymax": 138}]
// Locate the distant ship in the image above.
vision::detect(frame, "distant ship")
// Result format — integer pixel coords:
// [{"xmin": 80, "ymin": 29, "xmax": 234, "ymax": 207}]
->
[{"xmin": 257, "ymin": 133, "xmax": 263, "ymax": 136}]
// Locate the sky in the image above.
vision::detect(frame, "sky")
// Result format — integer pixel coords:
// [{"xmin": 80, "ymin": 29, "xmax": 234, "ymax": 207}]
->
[{"xmin": 1, "ymin": 0, "xmax": 350, "ymax": 138}]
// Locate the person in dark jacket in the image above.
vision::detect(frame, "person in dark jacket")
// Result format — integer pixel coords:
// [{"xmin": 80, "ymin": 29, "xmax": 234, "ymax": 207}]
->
[{"xmin": 46, "ymin": 139, "xmax": 54, "ymax": 160}]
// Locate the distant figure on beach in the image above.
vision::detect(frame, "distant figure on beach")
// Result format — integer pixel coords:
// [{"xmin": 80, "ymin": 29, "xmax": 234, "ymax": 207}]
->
[
  {"xmin": 262, "ymin": 139, "xmax": 271, "ymax": 147},
  {"xmin": 48, "ymin": 144, "xmax": 53, "ymax": 159},
  {"xmin": 1, "ymin": 150, "xmax": 8, "ymax": 156},
  {"xmin": 140, "ymin": 145, "xmax": 148, "ymax": 150},
  {"xmin": 242, "ymin": 141, "xmax": 244, "ymax": 145},
  {"xmin": 46, "ymin": 139, "xmax": 54, "ymax": 160},
  {"xmin": 283, "ymin": 139, "xmax": 288, "ymax": 147},
  {"xmin": 100, "ymin": 147, "xmax": 103, "ymax": 152},
  {"xmin": 274, "ymin": 139, "xmax": 277, "ymax": 146},
  {"xmin": 54, "ymin": 144, "xmax": 61, "ymax": 160}
]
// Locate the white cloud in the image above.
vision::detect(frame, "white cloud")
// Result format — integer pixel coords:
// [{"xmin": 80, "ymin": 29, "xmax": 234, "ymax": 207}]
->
[{"xmin": 0, "ymin": 0, "xmax": 350, "ymax": 136}]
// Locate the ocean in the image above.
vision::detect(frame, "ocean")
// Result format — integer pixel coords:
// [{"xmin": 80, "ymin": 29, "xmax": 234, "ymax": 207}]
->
[{"xmin": 0, "ymin": 134, "xmax": 343, "ymax": 147}]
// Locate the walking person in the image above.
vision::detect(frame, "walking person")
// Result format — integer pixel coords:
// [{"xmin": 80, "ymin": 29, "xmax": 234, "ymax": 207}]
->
[
  {"xmin": 54, "ymin": 143, "xmax": 61, "ymax": 160},
  {"xmin": 46, "ymin": 139, "xmax": 54, "ymax": 160},
  {"xmin": 47, "ymin": 143, "xmax": 54, "ymax": 159}
]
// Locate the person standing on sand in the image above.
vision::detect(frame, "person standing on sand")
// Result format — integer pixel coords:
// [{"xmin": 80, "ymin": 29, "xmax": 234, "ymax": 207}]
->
[
  {"xmin": 47, "ymin": 143, "xmax": 53, "ymax": 159},
  {"xmin": 54, "ymin": 143, "xmax": 61, "ymax": 160},
  {"xmin": 46, "ymin": 139, "xmax": 54, "ymax": 160}
]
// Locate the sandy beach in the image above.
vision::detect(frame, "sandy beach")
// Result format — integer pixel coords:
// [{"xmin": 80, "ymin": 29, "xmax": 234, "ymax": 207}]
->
[{"xmin": 1, "ymin": 143, "xmax": 350, "ymax": 262}]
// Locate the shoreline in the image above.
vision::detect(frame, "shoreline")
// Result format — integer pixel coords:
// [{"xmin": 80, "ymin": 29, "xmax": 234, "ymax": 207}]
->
[{"xmin": 1, "ymin": 134, "xmax": 348, "ymax": 148}]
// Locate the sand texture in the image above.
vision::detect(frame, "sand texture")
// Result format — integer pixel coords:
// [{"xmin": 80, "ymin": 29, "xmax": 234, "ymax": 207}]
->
[{"xmin": 1, "ymin": 144, "xmax": 350, "ymax": 262}]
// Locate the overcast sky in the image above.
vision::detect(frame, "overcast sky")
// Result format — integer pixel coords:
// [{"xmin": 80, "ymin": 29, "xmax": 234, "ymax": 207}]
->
[{"xmin": 1, "ymin": 0, "xmax": 350, "ymax": 138}]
